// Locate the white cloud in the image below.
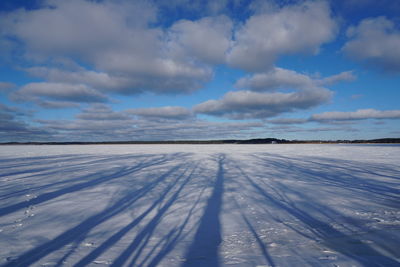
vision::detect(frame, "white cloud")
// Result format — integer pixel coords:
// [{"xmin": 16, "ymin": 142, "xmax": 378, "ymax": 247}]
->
[
  {"xmin": 127, "ymin": 106, "xmax": 193, "ymax": 120},
  {"xmin": 343, "ymin": 17, "xmax": 400, "ymax": 72},
  {"xmin": 222, "ymin": 67, "xmax": 353, "ymax": 120},
  {"xmin": 3, "ymin": 0, "xmax": 157, "ymax": 57},
  {"xmin": 227, "ymin": 0, "xmax": 337, "ymax": 72},
  {"xmin": 168, "ymin": 16, "xmax": 232, "ymax": 64},
  {"xmin": 316, "ymin": 71, "xmax": 356, "ymax": 86},
  {"xmin": 24, "ymin": 67, "xmax": 144, "ymax": 94},
  {"xmin": 1, "ymin": 0, "xmax": 213, "ymax": 95},
  {"xmin": 311, "ymin": 109, "xmax": 400, "ymax": 121},
  {"xmin": 236, "ymin": 68, "xmax": 355, "ymax": 91},
  {"xmin": 194, "ymin": 89, "xmax": 332, "ymax": 119},
  {"xmin": 12, "ymin": 82, "xmax": 108, "ymax": 103},
  {"xmin": 0, "ymin": 0, "xmax": 340, "ymax": 104},
  {"xmin": 235, "ymin": 67, "xmax": 314, "ymax": 91}
]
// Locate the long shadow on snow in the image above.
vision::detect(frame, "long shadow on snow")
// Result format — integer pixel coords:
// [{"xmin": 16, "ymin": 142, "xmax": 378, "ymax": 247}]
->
[
  {"xmin": 252, "ymin": 153, "xmax": 400, "ymax": 207},
  {"xmin": 236, "ymin": 163, "xmax": 400, "ymax": 266},
  {"xmin": 74, "ymin": 163, "xmax": 196, "ymax": 266},
  {"xmin": 182, "ymin": 154, "xmax": 225, "ymax": 267},
  {"xmin": 229, "ymin": 194, "xmax": 276, "ymax": 267},
  {"xmin": 109, "ymin": 163, "xmax": 198, "ymax": 267},
  {"xmin": 0, "ymin": 154, "xmax": 90, "ymax": 170},
  {"xmin": 0, "ymin": 154, "xmax": 166, "ymax": 201},
  {"xmin": 270, "ymin": 179, "xmax": 399, "ymax": 260},
  {"xmin": 3, "ymin": 161, "xmax": 185, "ymax": 267},
  {"xmin": 0, "ymin": 154, "xmax": 174, "ymax": 216},
  {"xmin": 143, "ymin": 186, "xmax": 206, "ymax": 267}
]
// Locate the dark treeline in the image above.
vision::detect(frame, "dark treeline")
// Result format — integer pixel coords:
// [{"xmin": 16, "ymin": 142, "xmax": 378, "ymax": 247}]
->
[{"xmin": 1, "ymin": 138, "xmax": 399, "ymax": 145}]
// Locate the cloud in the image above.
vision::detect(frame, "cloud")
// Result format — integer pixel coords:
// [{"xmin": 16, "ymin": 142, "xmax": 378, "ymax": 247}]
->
[
  {"xmin": 267, "ymin": 118, "xmax": 308, "ymax": 125},
  {"xmin": 76, "ymin": 104, "xmax": 132, "ymax": 121},
  {"xmin": 127, "ymin": 106, "xmax": 193, "ymax": 120},
  {"xmin": 36, "ymin": 106, "xmax": 265, "ymax": 141},
  {"xmin": 236, "ymin": 68, "xmax": 355, "ymax": 91},
  {"xmin": 2, "ymin": 0, "xmax": 157, "ymax": 57},
  {"xmin": 316, "ymin": 71, "xmax": 356, "ymax": 86},
  {"xmin": 12, "ymin": 82, "xmax": 108, "ymax": 103},
  {"xmin": 36, "ymin": 104, "xmax": 134, "ymax": 138},
  {"xmin": 24, "ymin": 65, "xmax": 211, "ymax": 96},
  {"xmin": 1, "ymin": 0, "xmax": 213, "ymax": 95},
  {"xmin": 168, "ymin": 16, "xmax": 232, "ymax": 64},
  {"xmin": 0, "ymin": 0, "xmax": 340, "ymax": 104},
  {"xmin": 194, "ymin": 89, "xmax": 332, "ymax": 119},
  {"xmin": 265, "ymin": 108, "xmax": 400, "ymax": 126},
  {"xmin": 37, "ymin": 101, "xmax": 81, "ymax": 109},
  {"xmin": 24, "ymin": 67, "xmax": 130, "ymax": 92},
  {"xmin": 227, "ymin": 0, "xmax": 337, "ymax": 72},
  {"xmin": 235, "ymin": 67, "xmax": 314, "ymax": 91},
  {"xmin": 343, "ymin": 17, "xmax": 400, "ymax": 72},
  {"xmin": 201, "ymin": 67, "xmax": 348, "ymax": 120},
  {"xmin": 267, "ymin": 125, "xmax": 358, "ymax": 134},
  {"xmin": 311, "ymin": 109, "xmax": 400, "ymax": 121},
  {"xmin": 0, "ymin": 104, "xmax": 51, "ymax": 141}
]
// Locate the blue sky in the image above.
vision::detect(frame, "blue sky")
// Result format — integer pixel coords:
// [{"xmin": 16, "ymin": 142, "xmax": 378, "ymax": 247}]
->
[{"xmin": 0, "ymin": 0, "xmax": 399, "ymax": 142}]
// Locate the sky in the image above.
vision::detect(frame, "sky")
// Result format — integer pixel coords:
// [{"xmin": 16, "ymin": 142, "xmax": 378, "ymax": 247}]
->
[{"xmin": 0, "ymin": 0, "xmax": 399, "ymax": 142}]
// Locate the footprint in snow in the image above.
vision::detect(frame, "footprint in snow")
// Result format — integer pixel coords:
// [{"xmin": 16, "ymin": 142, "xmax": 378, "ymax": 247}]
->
[{"xmin": 83, "ymin": 242, "xmax": 96, "ymax": 247}]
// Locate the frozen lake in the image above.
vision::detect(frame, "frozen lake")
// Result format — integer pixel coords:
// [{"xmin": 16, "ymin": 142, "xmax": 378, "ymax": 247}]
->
[{"xmin": 0, "ymin": 144, "xmax": 399, "ymax": 266}]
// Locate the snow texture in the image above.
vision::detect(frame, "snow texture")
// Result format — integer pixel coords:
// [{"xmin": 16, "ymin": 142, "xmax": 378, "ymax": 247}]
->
[{"xmin": 0, "ymin": 144, "xmax": 399, "ymax": 266}]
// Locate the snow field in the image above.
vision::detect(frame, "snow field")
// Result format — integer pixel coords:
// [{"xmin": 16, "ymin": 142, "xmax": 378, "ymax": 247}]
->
[{"xmin": 0, "ymin": 144, "xmax": 399, "ymax": 266}]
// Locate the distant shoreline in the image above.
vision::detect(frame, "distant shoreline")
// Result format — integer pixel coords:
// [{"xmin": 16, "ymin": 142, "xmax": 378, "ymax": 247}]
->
[{"xmin": 1, "ymin": 138, "xmax": 399, "ymax": 145}]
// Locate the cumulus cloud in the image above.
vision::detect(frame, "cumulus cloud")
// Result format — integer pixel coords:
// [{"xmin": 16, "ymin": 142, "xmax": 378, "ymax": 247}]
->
[
  {"xmin": 201, "ymin": 66, "xmax": 353, "ymax": 120},
  {"xmin": 236, "ymin": 68, "xmax": 355, "ymax": 91},
  {"xmin": 194, "ymin": 89, "xmax": 332, "ymax": 119},
  {"xmin": 311, "ymin": 109, "xmax": 400, "ymax": 121},
  {"xmin": 12, "ymin": 82, "xmax": 108, "ymax": 103},
  {"xmin": 0, "ymin": 0, "xmax": 340, "ymax": 107},
  {"xmin": 343, "ymin": 17, "xmax": 400, "ymax": 72},
  {"xmin": 168, "ymin": 16, "xmax": 232, "ymax": 64},
  {"xmin": 227, "ymin": 0, "xmax": 337, "ymax": 72},
  {"xmin": 235, "ymin": 67, "xmax": 313, "ymax": 91},
  {"xmin": 127, "ymin": 106, "xmax": 193, "ymax": 120},
  {"xmin": 24, "ymin": 67, "xmax": 129, "ymax": 92},
  {"xmin": 2, "ymin": 0, "xmax": 157, "ymax": 57},
  {"xmin": 1, "ymin": 0, "xmax": 213, "ymax": 95}
]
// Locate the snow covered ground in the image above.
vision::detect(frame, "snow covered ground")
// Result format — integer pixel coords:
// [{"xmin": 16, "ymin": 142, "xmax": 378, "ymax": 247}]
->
[{"xmin": 0, "ymin": 144, "xmax": 399, "ymax": 267}]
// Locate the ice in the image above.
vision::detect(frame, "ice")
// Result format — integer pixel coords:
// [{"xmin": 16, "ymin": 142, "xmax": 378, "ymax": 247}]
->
[{"xmin": 0, "ymin": 144, "xmax": 399, "ymax": 266}]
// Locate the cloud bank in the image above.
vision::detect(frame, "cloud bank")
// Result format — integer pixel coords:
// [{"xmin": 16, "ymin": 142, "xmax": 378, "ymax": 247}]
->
[{"xmin": 311, "ymin": 109, "xmax": 400, "ymax": 121}]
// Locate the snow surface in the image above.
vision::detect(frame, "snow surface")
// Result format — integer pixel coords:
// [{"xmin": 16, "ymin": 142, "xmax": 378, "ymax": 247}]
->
[{"xmin": 0, "ymin": 144, "xmax": 399, "ymax": 267}]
